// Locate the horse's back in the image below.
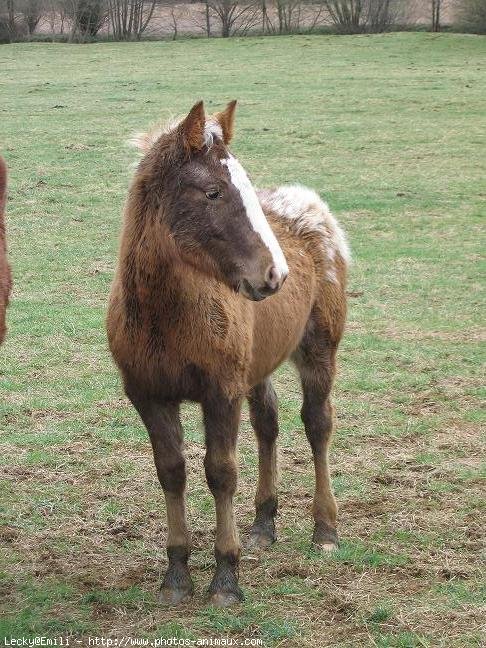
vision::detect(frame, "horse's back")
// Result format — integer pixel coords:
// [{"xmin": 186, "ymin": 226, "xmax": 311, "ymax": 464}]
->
[{"xmin": 258, "ymin": 184, "xmax": 350, "ymax": 284}]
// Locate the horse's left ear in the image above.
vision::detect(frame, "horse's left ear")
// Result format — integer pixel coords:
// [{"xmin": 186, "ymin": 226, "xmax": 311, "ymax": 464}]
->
[{"xmin": 215, "ymin": 100, "xmax": 237, "ymax": 145}]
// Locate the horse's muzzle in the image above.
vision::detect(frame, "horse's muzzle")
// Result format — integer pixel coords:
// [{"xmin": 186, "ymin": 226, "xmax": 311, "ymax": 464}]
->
[{"xmin": 240, "ymin": 273, "xmax": 287, "ymax": 302}]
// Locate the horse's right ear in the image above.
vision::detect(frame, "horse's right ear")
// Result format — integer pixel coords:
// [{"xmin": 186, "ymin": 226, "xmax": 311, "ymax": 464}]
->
[
  {"xmin": 215, "ymin": 100, "xmax": 237, "ymax": 145},
  {"xmin": 181, "ymin": 101, "xmax": 206, "ymax": 152}
]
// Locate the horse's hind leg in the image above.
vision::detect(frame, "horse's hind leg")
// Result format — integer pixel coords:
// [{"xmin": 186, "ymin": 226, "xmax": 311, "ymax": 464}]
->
[
  {"xmin": 247, "ymin": 379, "xmax": 279, "ymax": 549},
  {"xmin": 125, "ymin": 387, "xmax": 193, "ymax": 604},
  {"xmin": 293, "ymin": 326, "xmax": 340, "ymax": 551}
]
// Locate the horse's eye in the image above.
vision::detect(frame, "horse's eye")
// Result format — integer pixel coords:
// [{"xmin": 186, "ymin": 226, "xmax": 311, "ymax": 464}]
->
[{"xmin": 206, "ymin": 189, "xmax": 221, "ymax": 200}]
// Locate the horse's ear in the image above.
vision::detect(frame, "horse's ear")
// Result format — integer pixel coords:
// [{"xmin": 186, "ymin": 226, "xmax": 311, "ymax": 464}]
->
[
  {"xmin": 181, "ymin": 100, "xmax": 206, "ymax": 151},
  {"xmin": 215, "ymin": 100, "xmax": 237, "ymax": 145}
]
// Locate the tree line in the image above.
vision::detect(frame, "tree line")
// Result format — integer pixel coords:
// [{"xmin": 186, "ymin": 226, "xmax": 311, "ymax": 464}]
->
[{"xmin": 1, "ymin": 0, "xmax": 485, "ymax": 43}]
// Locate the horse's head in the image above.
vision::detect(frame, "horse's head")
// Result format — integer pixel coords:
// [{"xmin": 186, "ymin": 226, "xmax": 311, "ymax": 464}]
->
[{"xmin": 135, "ymin": 101, "xmax": 288, "ymax": 301}]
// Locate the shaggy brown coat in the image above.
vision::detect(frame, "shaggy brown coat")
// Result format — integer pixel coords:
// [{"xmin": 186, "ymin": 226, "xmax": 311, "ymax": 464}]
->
[{"xmin": 107, "ymin": 101, "xmax": 348, "ymax": 606}]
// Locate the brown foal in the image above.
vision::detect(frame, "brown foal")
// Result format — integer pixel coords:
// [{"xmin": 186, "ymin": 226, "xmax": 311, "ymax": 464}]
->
[{"xmin": 107, "ymin": 101, "xmax": 349, "ymax": 607}]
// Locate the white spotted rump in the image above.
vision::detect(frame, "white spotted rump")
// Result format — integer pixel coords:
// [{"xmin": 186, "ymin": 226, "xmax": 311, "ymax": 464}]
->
[
  {"xmin": 221, "ymin": 155, "xmax": 289, "ymax": 278},
  {"xmin": 258, "ymin": 184, "xmax": 350, "ymax": 283}
]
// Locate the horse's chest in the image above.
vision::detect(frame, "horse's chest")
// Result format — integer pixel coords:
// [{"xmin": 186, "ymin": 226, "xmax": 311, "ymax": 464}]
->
[{"xmin": 137, "ymin": 297, "xmax": 252, "ymax": 400}]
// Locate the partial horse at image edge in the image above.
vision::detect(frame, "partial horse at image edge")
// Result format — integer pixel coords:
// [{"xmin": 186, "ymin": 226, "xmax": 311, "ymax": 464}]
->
[{"xmin": 0, "ymin": 156, "xmax": 11, "ymax": 346}]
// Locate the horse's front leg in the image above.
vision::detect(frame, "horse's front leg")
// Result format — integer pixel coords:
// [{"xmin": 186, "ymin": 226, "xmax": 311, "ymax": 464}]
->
[
  {"xmin": 202, "ymin": 394, "xmax": 244, "ymax": 607},
  {"xmin": 127, "ymin": 390, "xmax": 193, "ymax": 605}
]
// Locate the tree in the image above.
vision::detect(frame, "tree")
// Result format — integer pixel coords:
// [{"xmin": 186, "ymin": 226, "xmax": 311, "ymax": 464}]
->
[
  {"xmin": 19, "ymin": 0, "xmax": 44, "ymax": 33},
  {"xmin": 190, "ymin": 0, "xmax": 212, "ymax": 36},
  {"xmin": 205, "ymin": 0, "xmax": 211, "ymax": 36},
  {"xmin": 322, "ymin": 0, "xmax": 366, "ymax": 33},
  {"xmin": 366, "ymin": 0, "xmax": 410, "ymax": 32},
  {"xmin": 320, "ymin": 0, "xmax": 413, "ymax": 34},
  {"xmin": 6, "ymin": 0, "xmax": 17, "ymax": 34},
  {"xmin": 275, "ymin": 0, "xmax": 304, "ymax": 33},
  {"xmin": 44, "ymin": 0, "xmax": 67, "ymax": 33},
  {"xmin": 260, "ymin": 0, "xmax": 272, "ymax": 33},
  {"xmin": 208, "ymin": 0, "xmax": 259, "ymax": 37},
  {"xmin": 431, "ymin": 0, "xmax": 442, "ymax": 31},
  {"xmin": 0, "ymin": 0, "xmax": 28, "ymax": 40},
  {"xmin": 160, "ymin": 0, "xmax": 190, "ymax": 40},
  {"xmin": 67, "ymin": 0, "xmax": 107, "ymax": 40},
  {"xmin": 458, "ymin": 0, "xmax": 486, "ymax": 33},
  {"xmin": 106, "ymin": 0, "xmax": 156, "ymax": 40}
]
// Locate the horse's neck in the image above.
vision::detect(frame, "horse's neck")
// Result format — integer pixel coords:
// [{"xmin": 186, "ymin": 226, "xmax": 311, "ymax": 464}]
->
[
  {"xmin": 121, "ymin": 219, "xmax": 202, "ymax": 315},
  {"xmin": 121, "ymin": 187, "xmax": 216, "ymax": 323}
]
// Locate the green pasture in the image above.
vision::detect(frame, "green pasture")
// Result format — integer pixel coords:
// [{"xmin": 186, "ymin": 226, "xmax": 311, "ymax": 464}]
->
[{"xmin": 0, "ymin": 32, "xmax": 485, "ymax": 646}]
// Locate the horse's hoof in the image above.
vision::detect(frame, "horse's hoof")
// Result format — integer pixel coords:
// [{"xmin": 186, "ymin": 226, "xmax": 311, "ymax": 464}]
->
[
  {"xmin": 209, "ymin": 589, "xmax": 244, "ymax": 608},
  {"xmin": 312, "ymin": 522, "xmax": 338, "ymax": 551},
  {"xmin": 159, "ymin": 585, "xmax": 193, "ymax": 606},
  {"xmin": 246, "ymin": 531, "xmax": 275, "ymax": 550},
  {"xmin": 313, "ymin": 541, "xmax": 338, "ymax": 553},
  {"xmin": 247, "ymin": 517, "xmax": 276, "ymax": 550}
]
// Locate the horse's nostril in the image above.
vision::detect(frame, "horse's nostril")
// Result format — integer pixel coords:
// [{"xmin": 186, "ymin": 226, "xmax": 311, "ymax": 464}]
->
[{"xmin": 265, "ymin": 265, "xmax": 281, "ymax": 291}]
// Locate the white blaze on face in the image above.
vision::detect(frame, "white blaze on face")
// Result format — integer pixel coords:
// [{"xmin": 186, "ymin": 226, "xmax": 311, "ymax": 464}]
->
[{"xmin": 221, "ymin": 155, "xmax": 289, "ymax": 278}]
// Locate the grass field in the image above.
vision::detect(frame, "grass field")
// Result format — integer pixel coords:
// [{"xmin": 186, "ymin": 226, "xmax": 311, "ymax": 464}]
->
[{"xmin": 0, "ymin": 32, "xmax": 485, "ymax": 646}]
